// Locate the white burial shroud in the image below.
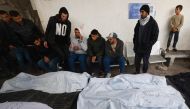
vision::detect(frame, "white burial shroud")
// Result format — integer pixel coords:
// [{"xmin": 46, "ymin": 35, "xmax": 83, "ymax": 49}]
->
[
  {"xmin": 77, "ymin": 73, "xmax": 188, "ymax": 109},
  {"xmin": 0, "ymin": 71, "xmax": 90, "ymax": 93}
]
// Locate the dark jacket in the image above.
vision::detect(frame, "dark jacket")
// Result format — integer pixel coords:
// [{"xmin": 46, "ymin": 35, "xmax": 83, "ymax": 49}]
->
[
  {"xmin": 105, "ymin": 38, "xmax": 124, "ymax": 57},
  {"xmin": 0, "ymin": 21, "xmax": 10, "ymax": 48},
  {"xmin": 87, "ymin": 36, "xmax": 105, "ymax": 57},
  {"xmin": 9, "ymin": 19, "xmax": 43, "ymax": 45},
  {"xmin": 0, "ymin": 21, "xmax": 24, "ymax": 48},
  {"xmin": 45, "ymin": 14, "xmax": 71, "ymax": 59},
  {"xmin": 133, "ymin": 16, "xmax": 159, "ymax": 54},
  {"xmin": 0, "ymin": 21, "xmax": 10, "ymax": 56}
]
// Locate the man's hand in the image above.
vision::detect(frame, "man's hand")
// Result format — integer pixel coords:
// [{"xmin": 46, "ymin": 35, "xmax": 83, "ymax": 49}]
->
[
  {"xmin": 44, "ymin": 41, "xmax": 48, "ymax": 48},
  {"xmin": 44, "ymin": 56, "xmax": 50, "ymax": 63},
  {"xmin": 73, "ymin": 46, "xmax": 80, "ymax": 51},
  {"xmin": 9, "ymin": 45, "xmax": 15, "ymax": 49},
  {"xmin": 91, "ymin": 56, "xmax": 96, "ymax": 63},
  {"xmin": 79, "ymin": 35, "xmax": 83, "ymax": 40},
  {"xmin": 172, "ymin": 27, "xmax": 178, "ymax": 32},
  {"xmin": 112, "ymin": 48, "xmax": 116, "ymax": 52}
]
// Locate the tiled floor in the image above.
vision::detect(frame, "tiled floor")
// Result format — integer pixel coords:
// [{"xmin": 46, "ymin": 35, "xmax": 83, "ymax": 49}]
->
[
  {"xmin": 0, "ymin": 58, "xmax": 190, "ymax": 87},
  {"xmin": 110, "ymin": 58, "xmax": 190, "ymax": 77}
]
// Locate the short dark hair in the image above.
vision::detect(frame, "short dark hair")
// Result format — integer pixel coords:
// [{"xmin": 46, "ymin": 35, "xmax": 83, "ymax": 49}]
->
[
  {"xmin": 34, "ymin": 36, "xmax": 41, "ymax": 40},
  {"xmin": 9, "ymin": 10, "xmax": 20, "ymax": 17},
  {"xmin": 176, "ymin": 5, "xmax": 183, "ymax": 11},
  {"xmin": 74, "ymin": 28, "xmax": 79, "ymax": 31},
  {"xmin": 90, "ymin": 29, "xmax": 102, "ymax": 37},
  {"xmin": 91, "ymin": 29, "xmax": 99, "ymax": 35},
  {"xmin": 0, "ymin": 10, "xmax": 7, "ymax": 15}
]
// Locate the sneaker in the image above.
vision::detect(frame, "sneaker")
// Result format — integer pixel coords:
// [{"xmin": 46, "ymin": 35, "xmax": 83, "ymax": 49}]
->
[
  {"xmin": 98, "ymin": 71, "xmax": 105, "ymax": 78},
  {"xmin": 91, "ymin": 73, "xmax": 98, "ymax": 78},
  {"xmin": 173, "ymin": 48, "xmax": 177, "ymax": 52},
  {"xmin": 166, "ymin": 48, "xmax": 169, "ymax": 52},
  {"xmin": 91, "ymin": 73, "xmax": 95, "ymax": 77},
  {"xmin": 57, "ymin": 63, "xmax": 63, "ymax": 71},
  {"xmin": 106, "ymin": 73, "xmax": 111, "ymax": 78}
]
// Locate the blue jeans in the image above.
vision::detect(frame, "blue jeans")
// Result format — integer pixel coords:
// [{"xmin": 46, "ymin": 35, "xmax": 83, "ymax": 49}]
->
[
  {"xmin": 11, "ymin": 47, "xmax": 32, "ymax": 71},
  {"xmin": 103, "ymin": 56, "xmax": 126, "ymax": 74},
  {"xmin": 87, "ymin": 56, "xmax": 103, "ymax": 74},
  {"xmin": 68, "ymin": 53, "xmax": 87, "ymax": 73},
  {"xmin": 37, "ymin": 57, "xmax": 60, "ymax": 72}
]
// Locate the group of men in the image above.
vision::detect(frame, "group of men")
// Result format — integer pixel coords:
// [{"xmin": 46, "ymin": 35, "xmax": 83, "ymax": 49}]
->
[
  {"xmin": 0, "ymin": 10, "xmax": 44, "ymax": 75},
  {"xmin": 70, "ymin": 29, "xmax": 126, "ymax": 77},
  {"xmin": 0, "ymin": 4, "xmax": 183, "ymax": 78}
]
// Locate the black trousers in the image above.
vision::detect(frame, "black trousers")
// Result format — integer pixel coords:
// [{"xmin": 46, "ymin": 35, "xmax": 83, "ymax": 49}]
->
[
  {"xmin": 167, "ymin": 31, "xmax": 179, "ymax": 48},
  {"xmin": 135, "ymin": 52, "xmax": 150, "ymax": 73}
]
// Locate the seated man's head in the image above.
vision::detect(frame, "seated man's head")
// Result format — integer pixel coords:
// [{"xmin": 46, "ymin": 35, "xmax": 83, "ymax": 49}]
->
[
  {"xmin": 90, "ymin": 29, "xmax": 100, "ymax": 41},
  {"xmin": 59, "ymin": 7, "xmax": 69, "ymax": 22},
  {"xmin": 0, "ymin": 10, "xmax": 11, "ymax": 23},
  {"xmin": 107, "ymin": 32, "xmax": 117, "ymax": 44},
  {"xmin": 74, "ymin": 28, "xmax": 81, "ymax": 38},
  {"xmin": 9, "ymin": 10, "xmax": 22, "ymax": 24}
]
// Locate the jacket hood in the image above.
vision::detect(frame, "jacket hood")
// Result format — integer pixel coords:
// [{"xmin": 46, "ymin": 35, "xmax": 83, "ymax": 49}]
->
[{"xmin": 55, "ymin": 13, "xmax": 69, "ymax": 22}]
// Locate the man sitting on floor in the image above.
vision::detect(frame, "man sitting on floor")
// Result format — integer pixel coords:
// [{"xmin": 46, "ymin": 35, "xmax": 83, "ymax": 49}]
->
[{"xmin": 34, "ymin": 37, "xmax": 60, "ymax": 72}]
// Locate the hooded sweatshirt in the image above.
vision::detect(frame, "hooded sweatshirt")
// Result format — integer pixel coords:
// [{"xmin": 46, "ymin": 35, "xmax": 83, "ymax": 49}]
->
[{"xmin": 45, "ymin": 14, "xmax": 71, "ymax": 59}]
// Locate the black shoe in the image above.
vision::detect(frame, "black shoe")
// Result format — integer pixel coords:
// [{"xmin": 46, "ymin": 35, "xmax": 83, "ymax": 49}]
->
[
  {"xmin": 98, "ymin": 71, "xmax": 105, "ymax": 78},
  {"xmin": 166, "ymin": 48, "xmax": 169, "ymax": 52},
  {"xmin": 173, "ymin": 48, "xmax": 177, "ymax": 52},
  {"xmin": 134, "ymin": 72, "xmax": 139, "ymax": 74}
]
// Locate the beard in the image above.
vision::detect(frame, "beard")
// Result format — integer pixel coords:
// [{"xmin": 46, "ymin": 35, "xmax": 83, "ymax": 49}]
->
[{"xmin": 141, "ymin": 15, "xmax": 146, "ymax": 19}]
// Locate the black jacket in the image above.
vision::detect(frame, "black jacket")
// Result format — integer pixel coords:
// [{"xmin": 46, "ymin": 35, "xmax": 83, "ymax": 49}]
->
[
  {"xmin": 87, "ymin": 36, "xmax": 105, "ymax": 57},
  {"xmin": 133, "ymin": 16, "xmax": 159, "ymax": 54},
  {"xmin": 9, "ymin": 19, "xmax": 43, "ymax": 45},
  {"xmin": 45, "ymin": 15, "xmax": 71, "ymax": 59},
  {"xmin": 105, "ymin": 38, "xmax": 124, "ymax": 57},
  {"xmin": 0, "ymin": 21, "xmax": 9, "ymax": 55},
  {"xmin": 0, "ymin": 21, "xmax": 23, "ymax": 48}
]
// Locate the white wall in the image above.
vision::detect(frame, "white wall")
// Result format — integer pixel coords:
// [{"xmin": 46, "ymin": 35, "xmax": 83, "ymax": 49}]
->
[{"xmin": 31, "ymin": 0, "xmax": 190, "ymax": 50}]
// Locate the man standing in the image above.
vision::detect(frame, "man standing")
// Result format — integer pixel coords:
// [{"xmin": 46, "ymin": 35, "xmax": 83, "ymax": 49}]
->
[
  {"xmin": 133, "ymin": 5, "xmax": 159, "ymax": 74},
  {"xmin": 68, "ymin": 28, "xmax": 87, "ymax": 73},
  {"xmin": 166, "ymin": 5, "xmax": 184, "ymax": 52},
  {"xmin": 103, "ymin": 32, "xmax": 126, "ymax": 78},
  {"xmin": 45, "ymin": 7, "xmax": 71, "ymax": 68}
]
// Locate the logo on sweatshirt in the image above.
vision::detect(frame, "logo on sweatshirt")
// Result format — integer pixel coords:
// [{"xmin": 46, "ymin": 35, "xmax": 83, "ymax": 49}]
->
[{"xmin": 56, "ymin": 23, "xmax": 67, "ymax": 36}]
